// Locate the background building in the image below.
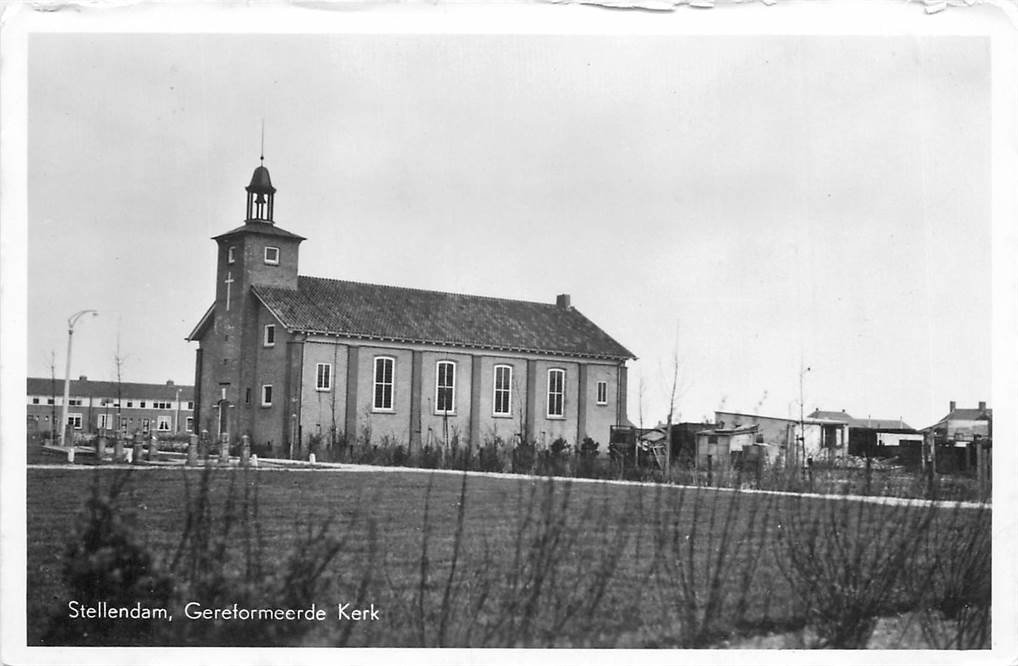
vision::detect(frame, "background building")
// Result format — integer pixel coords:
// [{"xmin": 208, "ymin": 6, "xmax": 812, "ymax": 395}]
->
[
  {"xmin": 714, "ymin": 410, "xmax": 848, "ymax": 465},
  {"xmin": 809, "ymin": 409, "xmax": 921, "ymax": 459},
  {"xmin": 187, "ymin": 162, "xmax": 635, "ymax": 457},
  {"xmin": 26, "ymin": 376, "xmax": 195, "ymax": 439}
]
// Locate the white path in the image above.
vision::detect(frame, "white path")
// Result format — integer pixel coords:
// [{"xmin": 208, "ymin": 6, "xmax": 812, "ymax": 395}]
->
[{"xmin": 27, "ymin": 461, "xmax": 989, "ymax": 510}]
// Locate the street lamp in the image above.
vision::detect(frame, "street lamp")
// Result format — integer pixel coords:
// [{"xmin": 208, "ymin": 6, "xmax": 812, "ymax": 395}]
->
[{"xmin": 60, "ymin": 309, "xmax": 98, "ymax": 448}]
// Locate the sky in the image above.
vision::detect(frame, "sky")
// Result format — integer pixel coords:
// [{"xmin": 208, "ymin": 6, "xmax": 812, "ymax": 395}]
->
[{"xmin": 25, "ymin": 32, "xmax": 991, "ymax": 430}]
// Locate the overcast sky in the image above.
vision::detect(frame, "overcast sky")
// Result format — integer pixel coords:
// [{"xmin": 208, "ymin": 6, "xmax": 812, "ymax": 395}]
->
[{"xmin": 26, "ymin": 32, "xmax": 990, "ymax": 430}]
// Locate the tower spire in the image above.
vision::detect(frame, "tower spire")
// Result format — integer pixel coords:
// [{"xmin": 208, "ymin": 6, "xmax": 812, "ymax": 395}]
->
[{"xmin": 260, "ymin": 119, "xmax": 265, "ymax": 164}]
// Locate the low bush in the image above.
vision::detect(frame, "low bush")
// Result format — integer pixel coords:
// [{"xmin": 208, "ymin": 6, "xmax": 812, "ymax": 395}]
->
[
  {"xmin": 478, "ymin": 437, "xmax": 507, "ymax": 473},
  {"xmin": 774, "ymin": 496, "xmax": 939, "ymax": 648},
  {"xmin": 512, "ymin": 440, "xmax": 537, "ymax": 475},
  {"xmin": 43, "ymin": 467, "xmax": 360, "ymax": 646}
]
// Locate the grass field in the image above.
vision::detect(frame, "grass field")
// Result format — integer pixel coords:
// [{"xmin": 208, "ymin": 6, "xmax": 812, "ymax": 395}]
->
[{"xmin": 26, "ymin": 466, "xmax": 990, "ymax": 648}]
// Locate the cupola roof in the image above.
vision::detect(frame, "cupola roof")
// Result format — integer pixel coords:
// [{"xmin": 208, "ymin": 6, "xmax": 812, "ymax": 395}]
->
[{"xmin": 247, "ymin": 165, "xmax": 276, "ymax": 193}]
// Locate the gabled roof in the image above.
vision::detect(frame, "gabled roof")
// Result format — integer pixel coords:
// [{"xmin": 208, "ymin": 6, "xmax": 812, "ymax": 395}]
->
[
  {"xmin": 944, "ymin": 408, "xmax": 992, "ymax": 421},
  {"xmin": 27, "ymin": 377, "xmax": 194, "ymax": 401},
  {"xmin": 250, "ymin": 275, "xmax": 635, "ymax": 361},
  {"xmin": 923, "ymin": 407, "xmax": 992, "ymax": 432},
  {"xmin": 186, "ymin": 303, "xmax": 215, "ymax": 341}
]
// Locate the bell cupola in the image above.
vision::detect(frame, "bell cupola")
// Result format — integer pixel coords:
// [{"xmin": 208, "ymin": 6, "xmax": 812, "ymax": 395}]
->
[{"xmin": 245, "ymin": 159, "xmax": 276, "ymax": 223}]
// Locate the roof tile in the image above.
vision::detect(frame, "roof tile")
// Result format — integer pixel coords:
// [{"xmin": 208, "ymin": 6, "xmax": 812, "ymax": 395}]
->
[
  {"xmin": 253, "ymin": 276, "xmax": 634, "ymax": 360},
  {"xmin": 27, "ymin": 378, "xmax": 194, "ymax": 401}
]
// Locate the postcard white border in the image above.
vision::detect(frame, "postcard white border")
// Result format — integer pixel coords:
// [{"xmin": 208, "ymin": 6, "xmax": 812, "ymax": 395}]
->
[{"xmin": 2, "ymin": 2, "xmax": 1016, "ymax": 665}]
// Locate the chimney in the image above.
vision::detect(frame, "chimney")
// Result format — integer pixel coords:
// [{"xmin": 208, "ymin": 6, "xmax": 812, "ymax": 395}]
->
[
  {"xmin": 555, "ymin": 293, "xmax": 571, "ymax": 309},
  {"xmin": 78, "ymin": 375, "xmax": 87, "ymax": 381},
  {"xmin": 978, "ymin": 401, "xmax": 986, "ymax": 411},
  {"xmin": 949, "ymin": 400, "xmax": 956, "ymax": 413}
]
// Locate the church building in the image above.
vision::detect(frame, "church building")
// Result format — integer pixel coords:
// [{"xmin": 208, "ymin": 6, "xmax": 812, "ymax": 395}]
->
[{"xmin": 187, "ymin": 161, "xmax": 634, "ymax": 457}]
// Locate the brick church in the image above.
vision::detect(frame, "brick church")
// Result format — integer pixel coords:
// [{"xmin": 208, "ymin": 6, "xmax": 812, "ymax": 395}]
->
[{"xmin": 187, "ymin": 160, "xmax": 634, "ymax": 457}]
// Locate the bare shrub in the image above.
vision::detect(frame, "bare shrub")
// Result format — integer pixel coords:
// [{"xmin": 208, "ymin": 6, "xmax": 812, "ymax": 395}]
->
[
  {"xmin": 646, "ymin": 486, "xmax": 776, "ymax": 647},
  {"xmin": 45, "ymin": 466, "xmax": 370, "ymax": 647},
  {"xmin": 775, "ymin": 495, "xmax": 937, "ymax": 648},
  {"xmin": 381, "ymin": 474, "xmax": 641, "ymax": 647},
  {"xmin": 42, "ymin": 470, "xmax": 174, "ymax": 645},
  {"xmin": 911, "ymin": 503, "xmax": 991, "ymax": 649}
]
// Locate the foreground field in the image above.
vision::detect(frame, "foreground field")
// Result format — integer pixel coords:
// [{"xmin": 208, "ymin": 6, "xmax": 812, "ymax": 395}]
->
[{"xmin": 26, "ymin": 466, "xmax": 990, "ymax": 648}]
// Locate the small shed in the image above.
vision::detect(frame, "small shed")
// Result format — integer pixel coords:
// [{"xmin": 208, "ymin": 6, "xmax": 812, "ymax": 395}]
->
[{"xmin": 695, "ymin": 424, "xmax": 764, "ymax": 468}]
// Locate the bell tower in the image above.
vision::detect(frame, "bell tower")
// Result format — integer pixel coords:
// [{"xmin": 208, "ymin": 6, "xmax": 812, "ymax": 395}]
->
[
  {"xmin": 190, "ymin": 151, "xmax": 308, "ymax": 445},
  {"xmin": 245, "ymin": 158, "xmax": 276, "ymax": 223}
]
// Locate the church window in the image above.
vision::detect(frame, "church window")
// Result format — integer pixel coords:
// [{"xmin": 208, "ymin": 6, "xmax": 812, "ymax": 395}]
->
[
  {"xmin": 316, "ymin": 363, "xmax": 332, "ymax": 391},
  {"xmin": 261, "ymin": 385, "xmax": 273, "ymax": 407},
  {"xmin": 373, "ymin": 357, "xmax": 395, "ymax": 411},
  {"xmin": 547, "ymin": 369, "xmax": 565, "ymax": 418},
  {"xmin": 435, "ymin": 361, "xmax": 455, "ymax": 414},
  {"xmin": 31, "ymin": 397, "xmax": 39, "ymax": 404},
  {"xmin": 493, "ymin": 365, "xmax": 512, "ymax": 417},
  {"xmin": 157, "ymin": 416, "xmax": 171, "ymax": 431},
  {"xmin": 596, "ymin": 381, "xmax": 608, "ymax": 405},
  {"xmin": 227, "ymin": 246, "xmax": 236, "ymax": 264},
  {"xmin": 185, "ymin": 416, "xmax": 194, "ymax": 432},
  {"xmin": 264, "ymin": 324, "xmax": 276, "ymax": 347},
  {"xmin": 264, "ymin": 246, "xmax": 280, "ymax": 265},
  {"xmin": 68, "ymin": 413, "xmax": 83, "ymax": 430}
]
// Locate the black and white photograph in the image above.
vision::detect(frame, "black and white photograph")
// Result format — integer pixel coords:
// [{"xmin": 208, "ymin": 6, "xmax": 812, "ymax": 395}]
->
[{"xmin": 1, "ymin": 2, "xmax": 1016, "ymax": 663}]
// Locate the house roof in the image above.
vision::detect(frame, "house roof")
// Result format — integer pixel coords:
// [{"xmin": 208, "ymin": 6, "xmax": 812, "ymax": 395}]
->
[
  {"xmin": 847, "ymin": 417, "xmax": 914, "ymax": 431},
  {"xmin": 715, "ymin": 410, "xmax": 830, "ymax": 426},
  {"xmin": 249, "ymin": 275, "xmax": 635, "ymax": 361},
  {"xmin": 808, "ymin": 409, "xmax": 854, "ymax": 422},
  {"xmin": 809, "ymin": 409, "xmax": 914, "ymax": 431},
  {"xmin": 212, "ymin": 221, "xmax": 305, "ymax": 242},
  {"xmin": 944, "ymin": 408, "xmax": 992, "ymax": 421},
  {"xmin": 923, "ymin": 407, "xmax": 993, "ymax": 432},
  {"xmin": 27, "ymin": 377, "xmax": 194, "ymax": 401}
]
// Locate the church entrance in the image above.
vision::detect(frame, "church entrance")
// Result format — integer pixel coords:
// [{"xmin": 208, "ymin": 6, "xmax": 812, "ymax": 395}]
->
[{"xmin": 216, "ymin": 398, "xmax": 231, "ymax": 442}]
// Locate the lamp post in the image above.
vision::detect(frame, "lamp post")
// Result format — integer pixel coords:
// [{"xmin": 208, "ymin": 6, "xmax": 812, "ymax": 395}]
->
[{"xmin": 59, "ymin": 309, "xmax": 98, "ymax": 448}]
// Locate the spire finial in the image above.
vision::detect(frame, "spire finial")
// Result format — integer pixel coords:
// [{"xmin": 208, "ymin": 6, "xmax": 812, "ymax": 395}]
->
[{"xmin": 260, "ymin": 119, "xmax": 265, "ymax": 164}]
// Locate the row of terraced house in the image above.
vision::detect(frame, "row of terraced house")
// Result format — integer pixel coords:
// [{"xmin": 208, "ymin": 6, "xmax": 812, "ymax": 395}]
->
[{"xmin": 26, "ymin": 376, "xmax": 195, "ymax": 440}]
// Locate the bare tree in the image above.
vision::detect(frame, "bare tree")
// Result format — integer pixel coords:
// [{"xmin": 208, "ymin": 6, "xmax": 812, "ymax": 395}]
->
[
  {"xmin": 661, "ymin": 328, "xmax": 690, "ymax": 479},
  {"xmin": 663, "ymin": 353, "xmax": 678, "ymax": 478},
  {"xmin": 113, "ymin": 336, "xmax": 128, "ymax": 437}
]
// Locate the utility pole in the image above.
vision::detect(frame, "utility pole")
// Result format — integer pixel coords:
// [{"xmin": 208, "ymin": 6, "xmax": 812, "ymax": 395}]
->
[
  {"xmin": 798, "ymin": 365, "xmax": 811, "ymax": 467},
  {"xmin": 60, "ymin": 310, "xmax": 98, "ymax": 448}
]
